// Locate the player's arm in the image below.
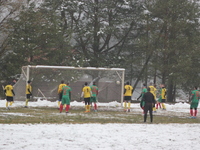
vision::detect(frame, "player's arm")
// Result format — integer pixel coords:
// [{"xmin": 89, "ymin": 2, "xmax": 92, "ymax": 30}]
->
[
  {"xmin": 12, "ymin": 90, "xmax": 15, "ymax": 96},
  {"xmin": 28, "ymin": 88, "xmax": 32, "ymax": 95}
]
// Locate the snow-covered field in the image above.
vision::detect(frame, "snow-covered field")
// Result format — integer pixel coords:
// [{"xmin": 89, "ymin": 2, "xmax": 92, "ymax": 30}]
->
[{"xmin": 1, "ymin": 100, "xmax": 200, "ymax": 150}]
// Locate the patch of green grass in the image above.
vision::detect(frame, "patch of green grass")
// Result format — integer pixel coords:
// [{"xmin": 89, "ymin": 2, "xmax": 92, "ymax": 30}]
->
[{"xmin": 0, "ymin": 106, "xmax": 199, "ymax": 124}]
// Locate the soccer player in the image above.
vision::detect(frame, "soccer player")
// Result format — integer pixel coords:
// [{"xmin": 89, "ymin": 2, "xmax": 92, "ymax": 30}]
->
[
  {"xmin": 124, "ymin": 81, "xmax": 133, "ymax": 112},
  {"xmin": 143, "ymin": 87, "xmax": 156, "ymax": 123},
  {"xmin": 137, "ymin": 83, "xmax": 147, "ymax": 111},
  {"xmin": 189, "ymin": 86, "xmax": 200, "ymax": 118},
  {"xmin": 156, "ymin": 84, "xmax": 162, "ymax": 109},
  {"xmin": 60, "ymin": 83, "xmax": 71, "ymax": 113},
  {"xmin": 160, "ymin": 84, "xmax": 167, "ymax": 110},
  {"xmin": 57, "ymin": 80, "xmax": 66, "ymax": 108},
  {"xmin": 149, "ymin": 83, "xmax": 157, "ymax": 112},
  {"xmin": 25, "ymin": 80, "xmax": 32, "ymax": 108},
  {"xmin": 90, "ymin": 82, "xmax": 99, "ymax": 112},
  {"xmin": 81, "ymin": 82, "xmax": 92, "ymax": 112},
  {"xmin": 4, "ymin": 82, "xmax": 15, "ymax": 110}
]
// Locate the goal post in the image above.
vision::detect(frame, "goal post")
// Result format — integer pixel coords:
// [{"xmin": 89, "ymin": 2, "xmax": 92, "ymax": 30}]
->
[{"xmin": 14, "ymin": 65, "xmax": 125, "ymax": 106}]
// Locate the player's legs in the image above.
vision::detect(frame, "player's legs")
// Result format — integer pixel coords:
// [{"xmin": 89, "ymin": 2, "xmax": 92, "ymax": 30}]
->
[
  {"xmin": 65, "ymin": 97, "xmax": 70, "ymax": 113},
  {"xmin": 123, "ymin": 101, "xmax": 127, "ymax": 111},
  {"xmin": 124, "ymin": 96, "xmax": 131, "ymax": 112},
  {"xmin": 127, "ymin": 100, "xmax": 131, "ymax": 112},
  {"xmin": 6, "ymin": 97, "xmax": 13, "ymax": 110},
  {"xmin": 60, "ymin": 97, "xmax": 67, "ymax": 113},
  {"xmin": 190, "ymin": 108, "xmax": 193, "ymax": 116},
  {"xmin": 91, "ymin": 97, "xmax": 98, "ymax": 111},
  {"xmin": 156, "ymin": 97, "xmax": 162, "ymax": 109},
  {"xmin": 149, "ymin": 104, "xmax": 153, "ymax": 122},
  {"xmin": 161, "ymin": 99, "xmax": 166, "ymax": 110},
  {"xmin": 25, "ymin": 94, "xmax": 31, "ymax": 107},
  {"xmin": 84, "ymin": 98, "xmax": 90, "ymax": 112},
  {"xmin": 190, "ymin": 102, "xmax": 198, "ymax": 118},
  {"xmin": 9, "ymin": 101, "xmax": 13, "ymax": 106},
  {"xmin": 144, "ymin": 104, "xmax": 149, "ymax": 122},
  {"xmin": 58, "ymin": 93, "xmax": 62, "ymax": 108}
]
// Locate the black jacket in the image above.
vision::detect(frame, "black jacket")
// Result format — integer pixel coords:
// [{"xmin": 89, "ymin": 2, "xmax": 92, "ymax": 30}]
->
[{"xmin": 142, "ymin": 92, "xmax": 155, "ymax": 105}]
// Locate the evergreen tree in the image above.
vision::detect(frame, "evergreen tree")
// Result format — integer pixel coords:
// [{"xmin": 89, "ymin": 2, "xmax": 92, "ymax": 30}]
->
[{"xmin": 145, "ymin": 0, "xmax": 200, "ymax": 101}]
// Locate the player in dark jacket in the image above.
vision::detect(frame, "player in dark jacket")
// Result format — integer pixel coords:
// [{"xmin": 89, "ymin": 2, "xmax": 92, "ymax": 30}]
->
[{"xmin": 142, "ymin": 87, "xmax": 156, "ymax": 123}]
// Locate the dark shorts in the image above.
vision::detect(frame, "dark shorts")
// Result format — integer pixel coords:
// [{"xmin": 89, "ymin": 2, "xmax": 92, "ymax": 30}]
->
[
  {"xmin": 161, "ymin": 99, "xmax": 166, "ymax": 103},
  {"xmin": 84, "ymin": 97, "xmax": 90, "ymax": 105},
  {"xmin": 6, "ymin": 96, "xmax": 13, "ymax": 102},
  {"xmin": 26, "ymin": 94, "xmax": 32, "ymax": 99},
  {"xmin": 124, "ymin": 96, "xmax": 131, "ymax": 101}
]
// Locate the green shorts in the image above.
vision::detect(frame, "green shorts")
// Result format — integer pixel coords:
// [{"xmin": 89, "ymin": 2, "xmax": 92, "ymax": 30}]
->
[
  {"xmin": 61, "ymin": 96, "xmax": 70, "ymax": 105},
  {"xmin": 90, "ymin": 97, "xmax": 97, "ymax": 103},
  {"xmin": 157, "ymin": 97, "xmax": 162, "ymax": 102},
  {"xmin": 190, "ymin": 102, "xmax": 199, "ymax": 109}
]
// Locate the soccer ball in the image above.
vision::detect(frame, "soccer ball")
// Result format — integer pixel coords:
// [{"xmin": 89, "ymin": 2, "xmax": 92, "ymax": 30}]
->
[{"xmin": 116, "ymin": 81, "xmax": 120, "ymax": 85}]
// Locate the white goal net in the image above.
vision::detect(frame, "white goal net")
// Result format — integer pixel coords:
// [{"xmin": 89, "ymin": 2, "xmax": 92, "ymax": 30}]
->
[{"xmin": 14, "ymin": 65, "xmax": 125, "ymax": 104}]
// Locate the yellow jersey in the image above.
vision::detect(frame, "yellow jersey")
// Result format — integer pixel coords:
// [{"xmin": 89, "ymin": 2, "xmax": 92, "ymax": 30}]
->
[
  {"xmin": 26, "ymin": 84, "xmax": 32, "ymax": 94},
  {"xmin": 58, "ymin": 83, "xmax": 66, "ymax": 94},
  {"xmin": 149, "ymin": 85, "xmax": 157, "ymax": 99},
  {"xmin": 82, "ymin": 86, "xmax": 91, "ymax": 98},
  {"xmin": 161, "ymin": 88, "xmax": 167, "ymax": 99},
  {"xmin": 4, "ymin": 85, "xmax": 14, "ymax": 97},
  {"xmin": 124, "ymin": 85, "xmax": 133, "ymax": 96}
]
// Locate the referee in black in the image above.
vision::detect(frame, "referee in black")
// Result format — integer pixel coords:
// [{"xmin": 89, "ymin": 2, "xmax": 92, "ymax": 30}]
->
[{"xmin": 142, "ymin": 87, "xmax": 156, "ymax": 123}]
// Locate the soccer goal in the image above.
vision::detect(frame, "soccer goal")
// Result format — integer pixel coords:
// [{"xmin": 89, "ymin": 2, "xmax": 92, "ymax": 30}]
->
[{"xmin": 14, "ymin": 65, "xmax": 125, "ymax": 105}]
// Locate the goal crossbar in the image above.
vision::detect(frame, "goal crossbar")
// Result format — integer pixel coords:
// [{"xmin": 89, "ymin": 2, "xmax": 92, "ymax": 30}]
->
[{"xmin": 21, "ymin": 65, "xmax": 125, "ymax": 106}]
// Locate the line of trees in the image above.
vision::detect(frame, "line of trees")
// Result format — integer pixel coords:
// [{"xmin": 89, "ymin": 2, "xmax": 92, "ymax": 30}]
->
[{"xmin": 0, "ymin": 0, "xmax": 200, "ymax": 101}]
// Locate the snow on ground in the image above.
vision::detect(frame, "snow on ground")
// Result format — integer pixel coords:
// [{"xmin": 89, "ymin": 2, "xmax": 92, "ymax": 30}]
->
[{"xmin": 0, "ymin": 99, "xmax": 200, "ymax": 150}]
